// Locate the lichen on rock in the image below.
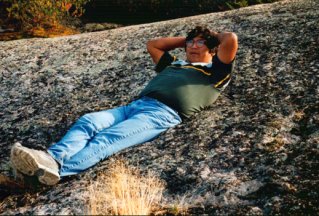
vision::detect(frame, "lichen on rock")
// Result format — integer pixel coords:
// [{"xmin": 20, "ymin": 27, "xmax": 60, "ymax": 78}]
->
[{"xmin": 0, "ymin": 0, "xmax": 318, "ymax": 214}]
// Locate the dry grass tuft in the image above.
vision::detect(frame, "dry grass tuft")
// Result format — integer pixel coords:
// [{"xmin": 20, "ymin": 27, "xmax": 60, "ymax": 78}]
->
[
  {"xmin": 0, "ymin": 24, "xmax": 79, "ymax": 41},
  {"xmin": 293, "ymin": 110, "xmax": 305, "ymax": 121},
  {"xmin": 162, "ymin": 194, "xmax": 191, "ymax": 215},
  {"xmin": 88, "ymin": 160, "xmax": 165, "ymax": 215},
  {"xmin": 29, "ymin": 24, "xmax": 79, "ymax": 38}
]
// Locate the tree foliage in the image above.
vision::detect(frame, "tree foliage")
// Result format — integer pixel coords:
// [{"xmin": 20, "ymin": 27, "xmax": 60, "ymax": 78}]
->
[{"xmin": 0, "ymin": 0, "xmax": 90, "ymax": 33}]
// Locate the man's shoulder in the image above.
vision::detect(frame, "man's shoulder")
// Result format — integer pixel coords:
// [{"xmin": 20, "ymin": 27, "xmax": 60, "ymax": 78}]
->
[{"xmin": 155, "ymin": 52, "xmax": 176, "ymax": 72}]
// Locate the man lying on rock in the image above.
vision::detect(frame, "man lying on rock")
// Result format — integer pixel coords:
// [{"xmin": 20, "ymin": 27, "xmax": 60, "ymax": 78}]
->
[{"xmin": 10, "ymin": 26, "xmax": 238, "ymax": 186}]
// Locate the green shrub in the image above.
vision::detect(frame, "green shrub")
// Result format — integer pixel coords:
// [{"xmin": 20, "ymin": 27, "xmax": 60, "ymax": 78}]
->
[{"xmin": 0, "ymin": 0, "xmax": 90, "ymax": 32}]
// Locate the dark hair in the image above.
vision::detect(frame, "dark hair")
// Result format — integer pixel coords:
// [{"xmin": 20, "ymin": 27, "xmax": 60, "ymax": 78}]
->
[{"xmin": 186, "ymin": 26, "xmax": 220, "ymax": 50}]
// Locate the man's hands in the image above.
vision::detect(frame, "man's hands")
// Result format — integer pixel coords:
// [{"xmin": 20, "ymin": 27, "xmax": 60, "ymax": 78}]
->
[
  {"xmin": 147, "ymin": 37, "xmax": 185, "ymax": 64},
  {"xmin": 146, "ymin": 31, "xmax": 238, "ymax": 65}
]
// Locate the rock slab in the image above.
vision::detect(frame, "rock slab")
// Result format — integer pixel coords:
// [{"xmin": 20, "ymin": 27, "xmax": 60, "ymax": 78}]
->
[{"xmin": 0, "ymin": 0, "xmax": 318, "ymax": 214}]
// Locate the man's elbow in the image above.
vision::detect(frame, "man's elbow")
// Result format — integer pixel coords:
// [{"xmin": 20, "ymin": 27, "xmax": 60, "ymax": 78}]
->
[
  {"xmin": 226, "ymin": 32, "xmax": 238, "ymax": 45},
  {"xmin": 147, "ymin": 40, "xmax": 156, "ymax": 53}
]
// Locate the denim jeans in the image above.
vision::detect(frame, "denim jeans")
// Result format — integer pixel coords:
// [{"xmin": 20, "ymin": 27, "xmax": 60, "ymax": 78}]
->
[{"xmin": 47, "ymin": 97, "xmax": 182, "ymax": 176}]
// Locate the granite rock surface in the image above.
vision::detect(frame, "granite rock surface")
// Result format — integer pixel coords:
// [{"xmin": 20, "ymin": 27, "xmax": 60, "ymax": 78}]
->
[{"xmin": 0, "ymin": 0, "xmax": 318, "ymax": 214}]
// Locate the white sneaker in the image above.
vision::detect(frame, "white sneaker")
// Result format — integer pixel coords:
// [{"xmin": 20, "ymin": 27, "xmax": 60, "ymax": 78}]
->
[{"xmin": 10, "ymin": 142, "xmax": 60, "ymax": 186}]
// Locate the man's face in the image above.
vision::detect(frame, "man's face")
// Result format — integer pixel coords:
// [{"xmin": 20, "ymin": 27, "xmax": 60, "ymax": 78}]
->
[{"xmin": 186, "ymin": 36, "xmax": 213, "ymax": 63}]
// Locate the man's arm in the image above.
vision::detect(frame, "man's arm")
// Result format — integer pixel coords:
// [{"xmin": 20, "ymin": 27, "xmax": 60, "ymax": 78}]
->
[
  {"xmin": 214, "ymin": 32, "xmax": 238, "ymax": 64},
  {"xmin": 147, "ymin": 37, "xmax": 185, "ymax": 64}
]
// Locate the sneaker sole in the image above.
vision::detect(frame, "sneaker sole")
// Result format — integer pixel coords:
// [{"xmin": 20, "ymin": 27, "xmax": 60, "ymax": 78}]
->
[{"xmin": 11, "ymin": 144, "xmax": 60, "ymax": 186}]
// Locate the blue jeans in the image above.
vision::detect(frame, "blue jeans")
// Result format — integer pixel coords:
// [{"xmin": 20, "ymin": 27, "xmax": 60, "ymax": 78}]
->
[{"xmin": 47, "ymin": 97, "xmax": 182, "ymax": 176}]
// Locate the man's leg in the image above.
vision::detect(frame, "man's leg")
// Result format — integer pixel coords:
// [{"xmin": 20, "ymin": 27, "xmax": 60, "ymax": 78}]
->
[
  {"xmin": 59, "ymin": 97, "xmax": 182, "ymax": 176},
  {"xmin": 48, "ymin": 106, "xmax": 127, "ymax": 167},
  {"xmin": 10, "ymin": 106, "xmax": 128, "ymax": 185}
]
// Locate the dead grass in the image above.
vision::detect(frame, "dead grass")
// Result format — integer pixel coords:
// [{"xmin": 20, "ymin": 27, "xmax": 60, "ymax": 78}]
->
[
  {"xmin": 87, "ymin": 160, "xmax": 165, "ymax": 215},
  {"xmin": 29, "ymin": 23, "xmax": 79, "ymax": 38},
  {"xmin": 293, "ymin": 110, "xmax": 305, "ymax": 121},
  {"xmin": 0, "ymin": 24, "xmax": 79, "ymax": 41},
  {"xmin": 265, "ymin": 135, "xmax": 287, "ymax": 152},
  {"xmin": 162, "ymin": 194, "xmax": 191, "ymax": 215}
]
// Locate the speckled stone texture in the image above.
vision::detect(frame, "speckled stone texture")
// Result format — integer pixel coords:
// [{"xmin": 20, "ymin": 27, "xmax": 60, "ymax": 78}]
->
[{"xmin": 0, "ymin": 0, "xmax": 318, "ymax": 214}]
